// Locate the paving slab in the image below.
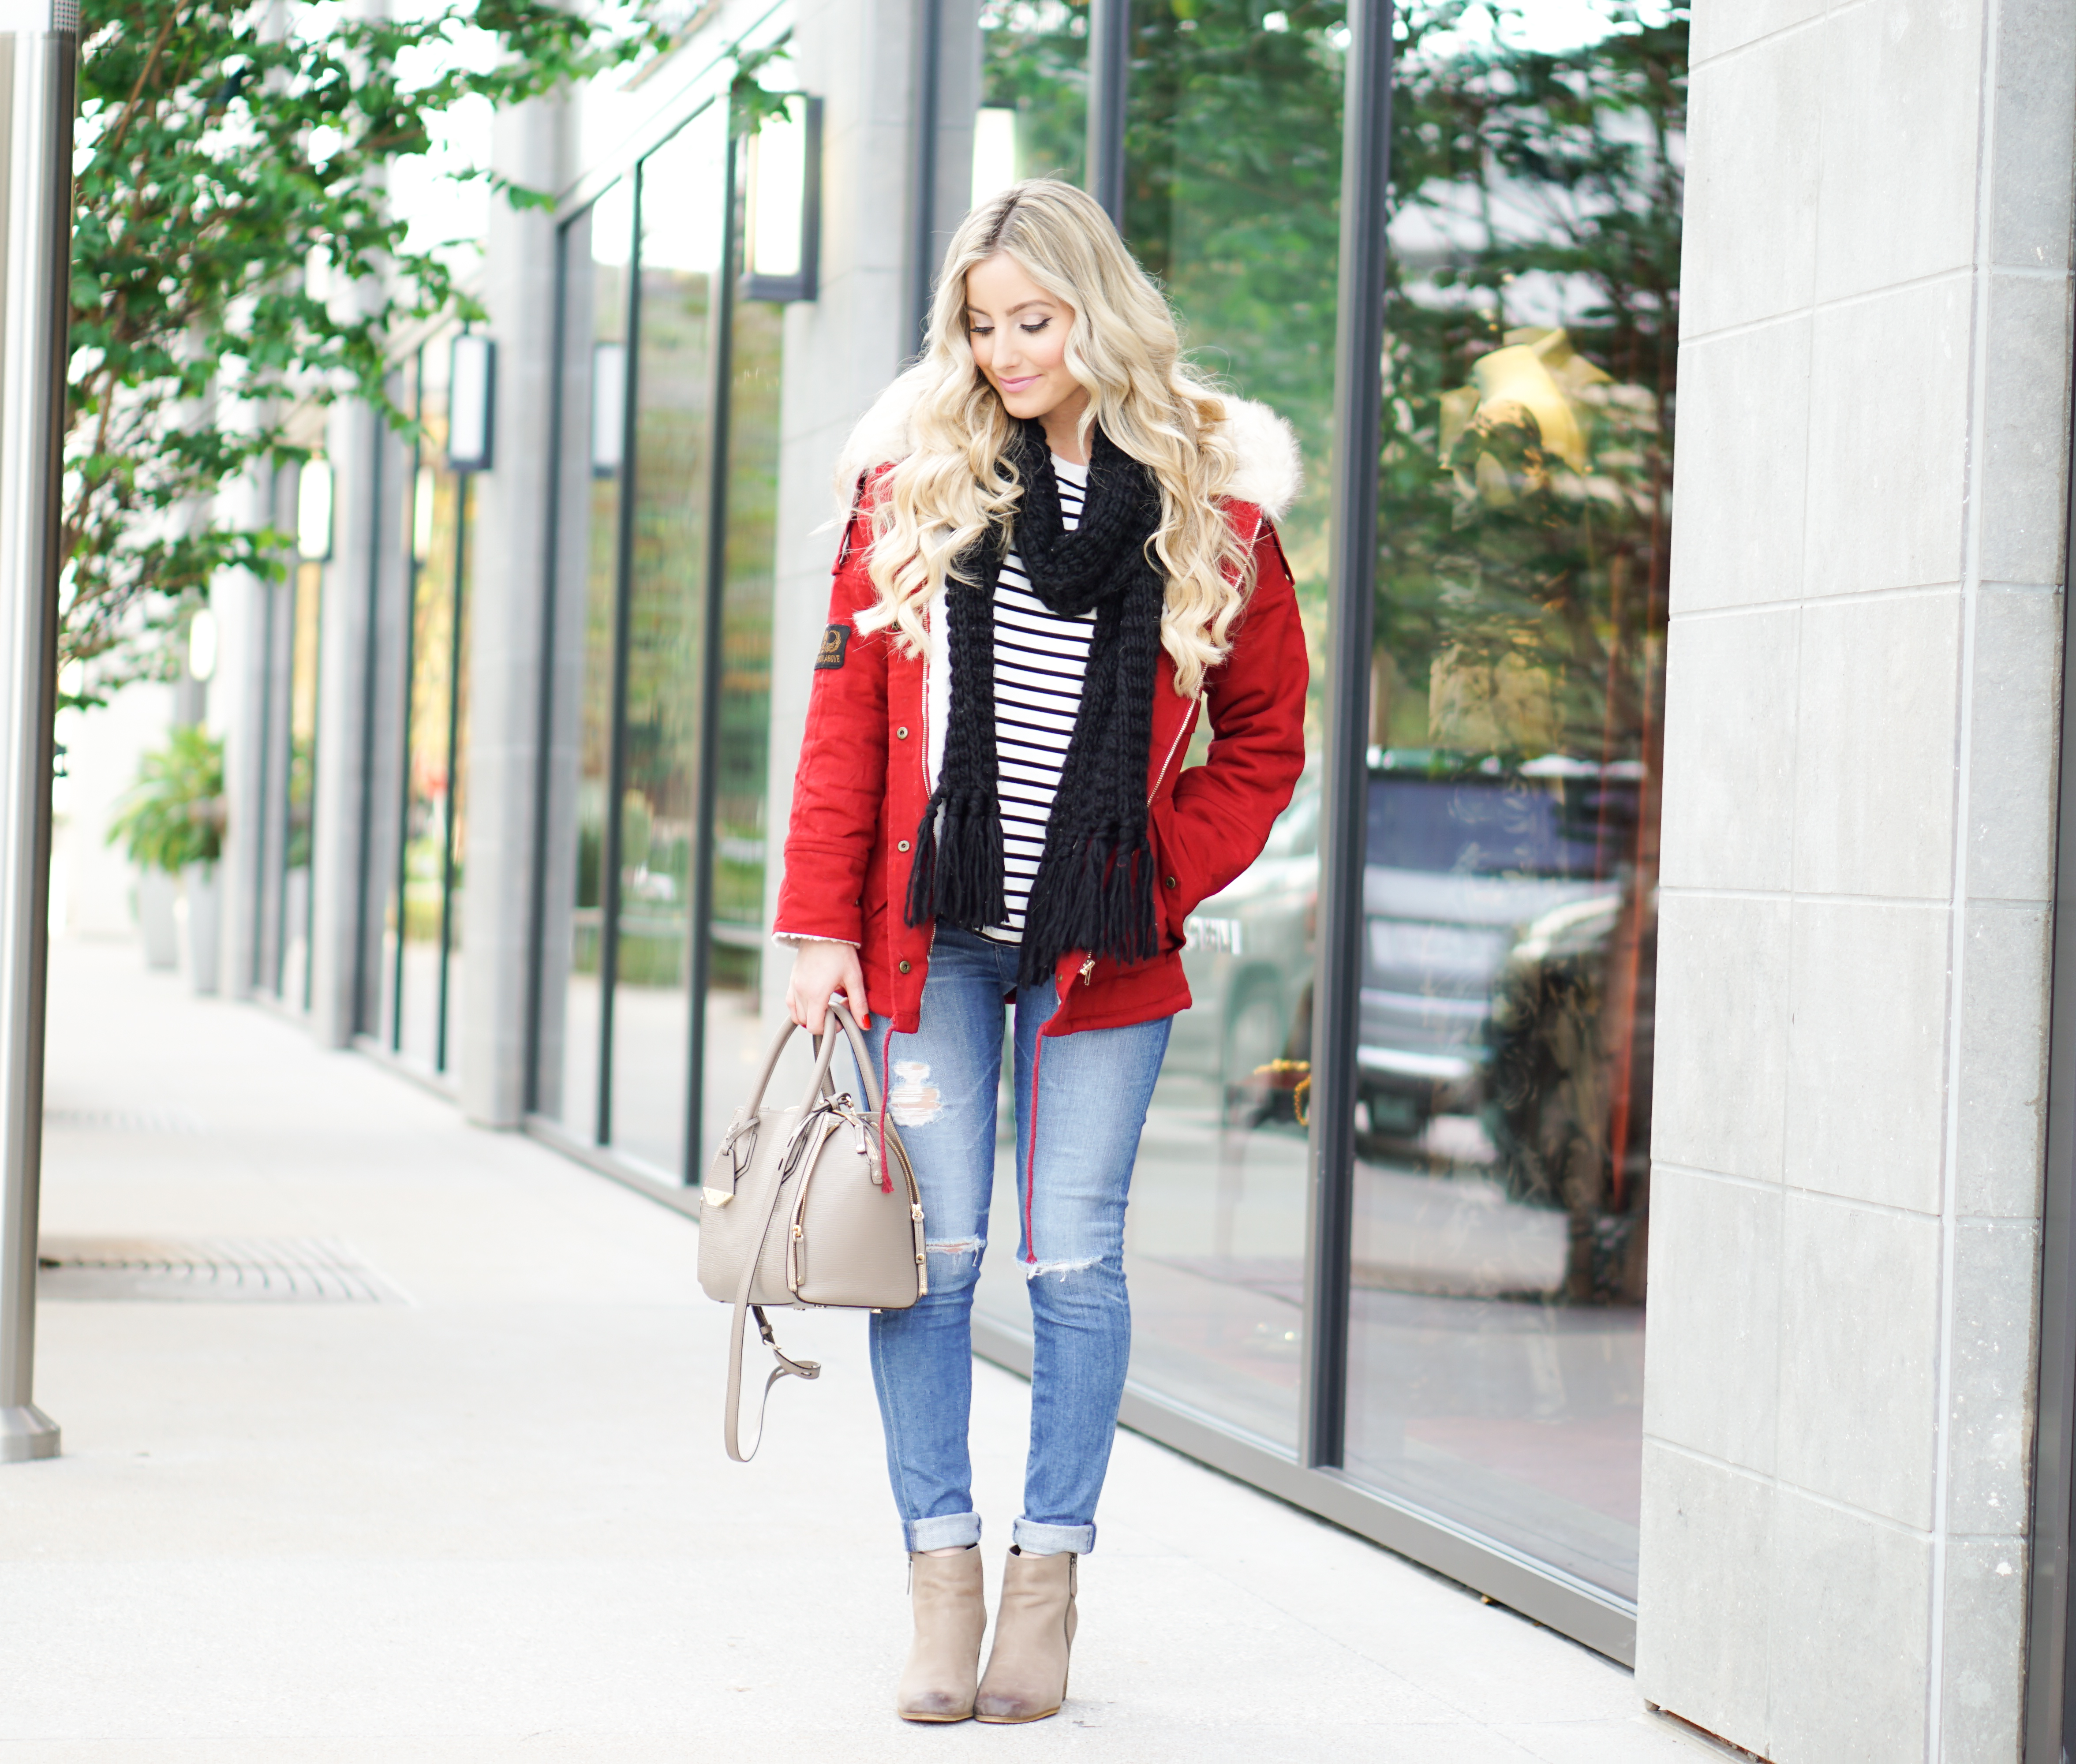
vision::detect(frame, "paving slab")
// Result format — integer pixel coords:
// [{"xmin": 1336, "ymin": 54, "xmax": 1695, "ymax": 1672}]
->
[{"xmin": 0, "ymin": 940, "xmax": 1712, "ymax": 1760}]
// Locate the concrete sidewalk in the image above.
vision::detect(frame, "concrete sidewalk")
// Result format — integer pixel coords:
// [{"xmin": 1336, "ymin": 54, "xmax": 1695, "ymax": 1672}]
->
[{"xmin": 0, "ymin": 939, "xmax": 1711, "ymax": 1762}]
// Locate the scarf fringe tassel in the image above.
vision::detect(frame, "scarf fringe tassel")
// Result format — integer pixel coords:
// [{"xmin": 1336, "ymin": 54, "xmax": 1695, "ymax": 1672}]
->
[
  {"xmin": 1016, "ymin": 835, "xmax": 1160, "ymax": 988},
  {"xmin": 904, "ymin": 796, "xmax": 1006, "ymax": 931}
]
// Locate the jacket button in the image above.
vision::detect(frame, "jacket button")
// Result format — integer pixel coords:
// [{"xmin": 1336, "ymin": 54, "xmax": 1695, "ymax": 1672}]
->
[
  {"xmin": 898, "ymin": 960, "xmax": 912, "ymax": 973},
  {"xmin": 897, "ymin": 839, "xmax": 911, "ymax": 852},
  {"xmin": 895, "ymin": 725, "xmax": 910, "ymax": 739},
  {"xmin": 1164, "ymin": 875, "xmax": 1178, "ymax": 888}
]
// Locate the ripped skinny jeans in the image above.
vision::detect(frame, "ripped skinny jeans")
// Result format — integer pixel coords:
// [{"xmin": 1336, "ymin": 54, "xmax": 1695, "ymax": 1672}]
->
[{"xmin": 858, "ymin": 925, "xmax": 1171, "ymax": 1557}]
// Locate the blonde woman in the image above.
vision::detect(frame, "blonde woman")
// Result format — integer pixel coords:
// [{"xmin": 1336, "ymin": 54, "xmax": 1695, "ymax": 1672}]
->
[{"xmin": 774, "ymin": 179, "xmax": 1306, "ymax": 1723}]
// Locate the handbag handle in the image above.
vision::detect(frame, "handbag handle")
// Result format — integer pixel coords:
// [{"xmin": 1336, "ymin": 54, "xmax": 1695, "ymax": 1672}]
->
[
  {"xmin": 804, "ymin": 1001, "xmax": 883, "ymax": 1114},
  {"xmin": 726, "ymin": 999, "xmax": 883, "ymax": 1138}
]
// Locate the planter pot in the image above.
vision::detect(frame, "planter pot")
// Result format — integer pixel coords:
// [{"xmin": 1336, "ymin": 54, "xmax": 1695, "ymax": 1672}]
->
[
  {"xmin": 137, "ymin": 867, "xmax": 179, "ymax": 971},
  {"xmin": 183, "ymin": 861, "xmax": 221, "ymax": 996}
]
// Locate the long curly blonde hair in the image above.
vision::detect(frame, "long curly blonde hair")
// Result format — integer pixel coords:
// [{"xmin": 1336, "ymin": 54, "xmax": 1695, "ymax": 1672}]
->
[{"xmin": 852, "ymin": 180, "xmax": 1253, "ymax": 698}]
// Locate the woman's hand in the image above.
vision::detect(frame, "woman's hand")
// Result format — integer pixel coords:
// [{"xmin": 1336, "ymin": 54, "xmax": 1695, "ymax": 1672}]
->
[{"xmin": 786, "ymin": 939, "xmax": 872, "ymax": 1035}]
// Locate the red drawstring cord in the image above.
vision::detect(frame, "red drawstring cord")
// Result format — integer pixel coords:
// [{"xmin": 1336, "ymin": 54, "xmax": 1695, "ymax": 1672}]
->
[{"xmin": 878, "ymin": 1030, "xmax": 894, "ymax": 1193}]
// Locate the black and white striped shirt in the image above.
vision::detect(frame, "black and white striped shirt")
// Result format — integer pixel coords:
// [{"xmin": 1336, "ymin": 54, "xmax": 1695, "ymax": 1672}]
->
[{"xmin": 982, "ymin": 456, "xmax": 1090, "ymax": 946}]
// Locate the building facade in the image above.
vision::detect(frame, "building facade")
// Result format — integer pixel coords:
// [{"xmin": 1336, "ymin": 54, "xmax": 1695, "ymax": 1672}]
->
[{"xmin": 162, "ymin": 0, "xmax": 2076, "ymax": 1755}]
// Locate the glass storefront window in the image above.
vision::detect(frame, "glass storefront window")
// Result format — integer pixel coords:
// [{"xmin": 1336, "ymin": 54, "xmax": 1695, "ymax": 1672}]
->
[
  {"xmin": 976, "ymin": 0, "xmax": 1088, "ymax": 200},
  {"xmin": 377, "ymin": 342, "xmax": 475, "ymax": 1074},
  {"xmin": 1337, "ymin": 3, "xmax": 1683, "ymax": 1599},
  {"xmin": 609, "ymin": 105, "xmax": 730, "ymax": 1178},
  {"xmin": 538, "ymin": 176, "xmax": 635, "ymax": 1137},
  {"xmin": 534, "ymin": 71, "xmax": 786, "ymax": 1183},
  {"xmin": 271, "ymin": 554, "xmax": 322, "ymax": 1009},
  {"xmin": 969, "ymin": 0, "xmax": 1345, "ymax": 1453},
  {"xmin": 700, "ymin": 261, "xmax": 784, "ymax": 1170}
]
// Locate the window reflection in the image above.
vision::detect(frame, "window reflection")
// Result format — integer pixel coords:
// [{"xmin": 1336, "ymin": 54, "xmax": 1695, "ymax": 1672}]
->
[
  {"xmin": 699, "ymin": 283, "xmax": 784, "ymax": 1181},
  {"xmin": 534, "ymin": 180, "xmax": 633, "ymax": 1139},
  {"xmin": 972, "ymin": 0, "xmax": 1344, "ymax": 1452},
  {"xmin": 376, "ymin": 347, "xmax": 473, "ymax": 1073},
  {"xmin": 273, "ymin": 556, "xmax": 323, "ymax": 1011},
  {"xmin": 1341, "ymin": 1, "xmax": 1682, "ymax": 1599},
  {"xmin": 977, "ymin": 0, "xmax": 1088, "ymax": 200},
  {"xmin": 608, "ymin": 107, "xmax": 729, "ymax": 1179},
  {"xmin": 534, "ymin": 90, "xmax": 787, "ymax": 1179}
]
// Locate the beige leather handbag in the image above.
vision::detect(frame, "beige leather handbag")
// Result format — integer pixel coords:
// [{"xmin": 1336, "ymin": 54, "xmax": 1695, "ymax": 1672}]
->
[{"xmin": 697, "ymin": 1002, "xmax": 926, "ymax": 1461}]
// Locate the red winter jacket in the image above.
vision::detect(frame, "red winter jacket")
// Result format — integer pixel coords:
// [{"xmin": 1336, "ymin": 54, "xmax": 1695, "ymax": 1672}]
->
[{"xmin": 773, "ymin": 483, "xmax": 1309, "ymax": 1039}]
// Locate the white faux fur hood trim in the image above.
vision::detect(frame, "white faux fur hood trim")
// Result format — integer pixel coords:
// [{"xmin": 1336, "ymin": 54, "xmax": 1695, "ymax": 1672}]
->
[{"xmin": 831, "ymin": 368, "xmax": 1304, "ymax": 522}]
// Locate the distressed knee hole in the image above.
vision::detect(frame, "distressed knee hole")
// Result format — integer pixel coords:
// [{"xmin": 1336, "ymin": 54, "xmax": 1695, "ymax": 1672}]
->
[
  {"xmin": 925, "ymin": 1237, "xmax": 984, "ymax": 1257},
  {"xmin": 888, "ymin": 1060, "xmax": 943, "ymax": 1126},
  {"xmin": 1024, "ymin": 1255, "xmax": 1101, "ymax": 1281}
]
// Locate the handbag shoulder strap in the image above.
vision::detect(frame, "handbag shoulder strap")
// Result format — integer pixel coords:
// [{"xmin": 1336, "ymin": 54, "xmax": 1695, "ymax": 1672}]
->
[{"xmin": 723, "ymin": 1130, "xmax": 823, "ymax": 1463}]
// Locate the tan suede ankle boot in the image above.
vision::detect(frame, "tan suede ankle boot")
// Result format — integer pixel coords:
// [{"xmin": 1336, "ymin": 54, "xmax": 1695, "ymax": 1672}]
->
[
  {"xmin": 974, "ymin": 1547, "xmax": 1077, "ymax": 1723},
  {"xmin": 896, "ymin": 1547, "xmax": 987, "ymax": 1722}
]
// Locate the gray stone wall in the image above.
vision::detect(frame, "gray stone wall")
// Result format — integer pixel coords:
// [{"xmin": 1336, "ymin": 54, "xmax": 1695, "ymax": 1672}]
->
[{"xmin": 1636, "ymin": 2, "xmax": 2074, "ymax": 1759}]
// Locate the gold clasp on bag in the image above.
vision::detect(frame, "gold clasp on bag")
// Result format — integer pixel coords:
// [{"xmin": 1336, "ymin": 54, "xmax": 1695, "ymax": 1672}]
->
[{"xmin": 704, "ymin": 1112, "xmax": 759, "ymax": 1207}]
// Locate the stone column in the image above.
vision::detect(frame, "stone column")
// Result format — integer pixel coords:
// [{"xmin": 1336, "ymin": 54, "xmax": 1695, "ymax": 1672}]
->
[
  {"xmin": 455, "ymin": 94, "xmax": 574, "ymax": 1126},
  {"xmin": 1636, "ymin": 4, "xmax": 2073, "ymax": 1759},
  {"xmin": 307, "ymin": 396, "xmax": 404, "ymax": 1047}
]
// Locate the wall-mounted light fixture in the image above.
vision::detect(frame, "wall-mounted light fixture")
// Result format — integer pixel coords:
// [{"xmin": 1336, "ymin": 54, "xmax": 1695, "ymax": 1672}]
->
[
  {"xmin": 187, "ymin": 609, "xmax": 218, "ymax": 683},
  {"xmin": 296, "ymin": 458, "xmax": 333, "ymax": 561},
  {"xmin": 972, "ymin": 106, "xmax": 1017, "ymax": 209},
  {"xmin": 448, "ymin": 333, "xmax": 497, "ymax": 473},
  {"xmin": 591, "ymin": 341, "xmax": 627, "ymax": 477},
  {"xmin": 741, "ymin": 95, "xmax": 823, "ymax": 304},
  {"xmin": 412, "ymin": 467, "xmax": 437, "ymax": 563}
]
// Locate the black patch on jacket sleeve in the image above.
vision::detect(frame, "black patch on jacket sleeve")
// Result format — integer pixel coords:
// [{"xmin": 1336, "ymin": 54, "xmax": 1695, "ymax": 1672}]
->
[{"xmin": 815, "ymin": 624, "xmax": 851, "ymax": 670}]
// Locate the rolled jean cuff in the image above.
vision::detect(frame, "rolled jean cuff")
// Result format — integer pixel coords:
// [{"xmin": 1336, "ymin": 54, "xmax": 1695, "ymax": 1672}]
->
[
  {"xmin": 1013, "ymin": 1518, "xmax": 1094, "ymax": 1556},
  {"xmin": 905, "ymin": 1511, "xmax": 982, "ymax": 1553}
]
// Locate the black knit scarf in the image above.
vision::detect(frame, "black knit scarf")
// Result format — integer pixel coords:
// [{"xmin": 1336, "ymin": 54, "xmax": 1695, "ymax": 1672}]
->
[{"xmin": 904, "ymin": 420, "xmax": 1165, "ymax": 987}]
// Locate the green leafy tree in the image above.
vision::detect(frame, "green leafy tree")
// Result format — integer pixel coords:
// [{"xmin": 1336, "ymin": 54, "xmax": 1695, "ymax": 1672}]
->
[
  {"xmin": 1123, "ymin": 0, "xmax": 1347, "ymax": 468},
  {"xmin": 1377, "ymin": 2, "xmax": 1685, "ymax": 763},
  {"xmin": 980, "ymin": 0, "xmax": 1090, "ymax": 185},
  {"xmin": 64, "ymin": 0, "xmax": 668, "ymax": 708}
]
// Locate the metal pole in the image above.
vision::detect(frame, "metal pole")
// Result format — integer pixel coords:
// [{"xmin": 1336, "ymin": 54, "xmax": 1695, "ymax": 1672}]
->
[
  {"xmin": 0, "ymin": 0, "xmax": 77, "ymax": 1465},
  {"xmin": 1298, "ymin": 0, "xmax": 1394, "ymax": 1472},
  {"xmin": 1084, "ymin": 0, "xmax": 1129, "ymax": 226},
  {"xmin": 907, "ymin": 0, "xmax": 945, "ymax": 354},
  {"xmin": 684, "ymin": 127, "xmax": 739, "ymax": 1185},
  {"xmin": 350, "ymin": 394, "xmax": 386, "ymax": 1036},
  {"xmin": 434, "ymin": 475, "xmax": 469, "ymax": 1073},
  {"xmin": 521, "ymin": 224, "xmax": 573, "ymax": 1117},
  {"xmin": 597, "ymin": 164, "xmax": 644, "ymax": 1147}
]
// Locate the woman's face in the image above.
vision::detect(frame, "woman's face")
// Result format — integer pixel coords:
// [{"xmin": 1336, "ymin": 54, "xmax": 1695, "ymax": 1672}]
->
[{"xmin": 964, "ymin": 253, "xmax": 1088, "ymax": 428}]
